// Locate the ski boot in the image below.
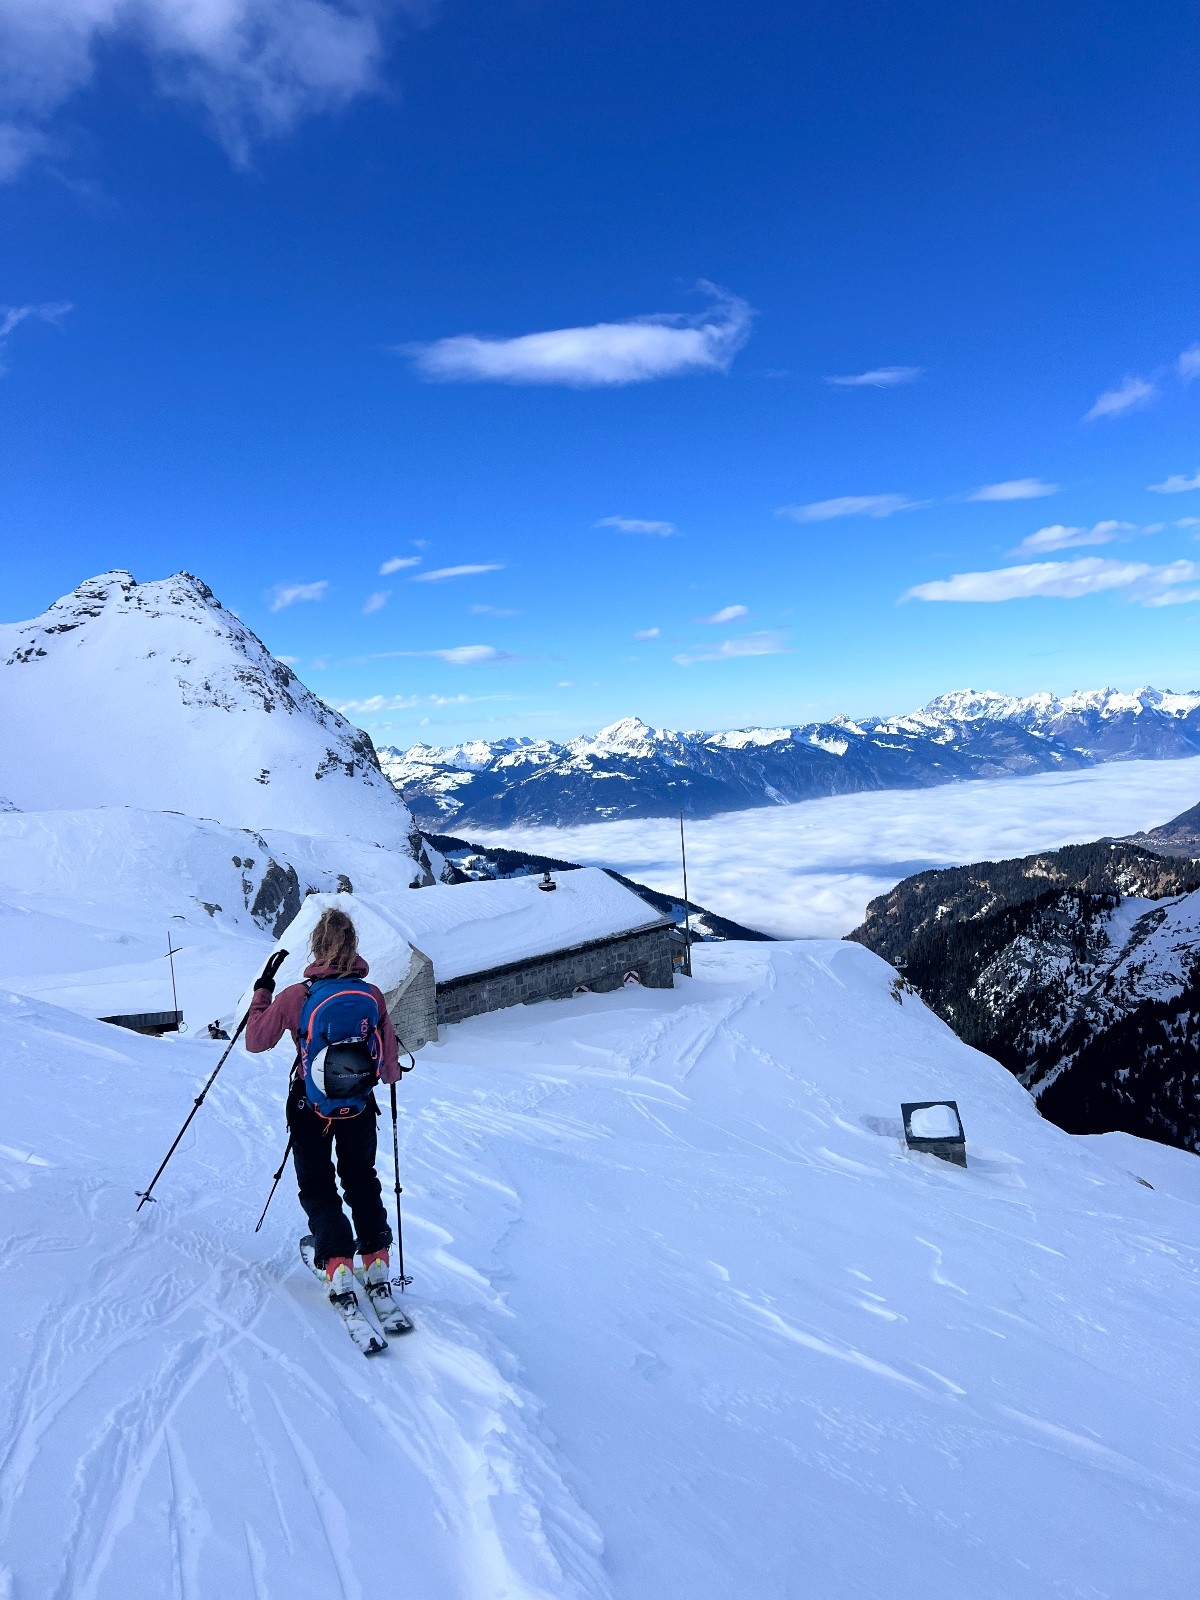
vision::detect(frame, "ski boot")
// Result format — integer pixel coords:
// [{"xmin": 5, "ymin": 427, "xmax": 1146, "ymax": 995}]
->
[
  {"xmin": 327, "ymin": 1257, "xmax": 387, "ymax": 1356},
  {"xmin": 356, "ymin": 1249, "xmax": 415, "ymax": 1336}
]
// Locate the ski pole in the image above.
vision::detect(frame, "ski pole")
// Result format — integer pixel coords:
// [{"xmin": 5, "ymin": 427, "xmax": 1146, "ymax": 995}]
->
[
  {"xmin": 389, "ymin": 1081, "xmax": 413, "ymax": 1290},
  {"xmin": 135, "ymin": 948, "xmax": 288, "ymax": 1212},
  {"xmin": 135, "ymin": 1011, "xmax": 250, "ymax": 1210},
  {"xmin": 254, "ymin": 1133, "xmax": 294, "ymax": 1233}
]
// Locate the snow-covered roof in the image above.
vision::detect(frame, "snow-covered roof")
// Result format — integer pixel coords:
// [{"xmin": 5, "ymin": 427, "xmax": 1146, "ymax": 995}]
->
[{"xmin": 268, "ymin": 866, "xmax": 669, "ymax": 990}]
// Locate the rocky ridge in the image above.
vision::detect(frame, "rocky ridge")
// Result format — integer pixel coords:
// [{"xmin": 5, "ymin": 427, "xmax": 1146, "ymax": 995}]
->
[{"xmin": 849, "ymin": 812, "xmax": 1200, "ymax": 1151}]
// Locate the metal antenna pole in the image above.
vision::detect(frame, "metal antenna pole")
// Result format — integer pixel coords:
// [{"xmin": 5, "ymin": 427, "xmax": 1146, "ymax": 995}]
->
[
  {"xmin": 679, "ymin": 809, "xmax": 693, "ymax": 978},
  {"xmin": 166, "ymin": 933, "xmax": 180, "ymax": 1015}
]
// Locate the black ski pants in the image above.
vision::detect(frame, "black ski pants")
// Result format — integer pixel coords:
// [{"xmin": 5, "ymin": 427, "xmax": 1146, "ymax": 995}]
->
[{"xmin": 287, "ymin": 1076, "xmax": 392, "ymax": 1269}]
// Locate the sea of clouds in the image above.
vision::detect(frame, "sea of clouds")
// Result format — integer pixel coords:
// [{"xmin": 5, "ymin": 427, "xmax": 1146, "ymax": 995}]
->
[{"xmin": 474, "ymin": 757, "xmax": 1200, "ymax": 937}]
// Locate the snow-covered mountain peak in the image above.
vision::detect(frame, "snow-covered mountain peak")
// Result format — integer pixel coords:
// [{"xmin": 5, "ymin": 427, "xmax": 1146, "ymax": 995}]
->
[
  {"xmin": 917, "ymin": 685, "xmax": 1200, "ymax": 727},
  {"xmin": 921, "ymin": 688, "xmax": 1019, "ymax": 722},
  {"xmin": 0, "ymin": 570, "xmax": 422, "ymax": 852},
  {"xmin": 10, "ymin": 568, "xmax": 298, "ymax": 709},
  {"xmin": 585, "ymin": 715, "xmax": 663, "ymax": 750},
  {"xmin": 706, "ymin": 726, "xmax": 793, "ymax": 749}
]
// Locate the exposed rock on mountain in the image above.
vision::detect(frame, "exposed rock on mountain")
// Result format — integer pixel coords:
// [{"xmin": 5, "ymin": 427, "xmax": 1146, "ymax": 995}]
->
[
  {"xmin": 849, "ymin": 818, "xmax": 1200, "ymax": 1151},
  {"xmin": 0, "ymin": 571, "xmax": 421, "ymax": 853},
  {"xmin": 380, "ymin": 689, "xmax": 1200, "ymax": 828}
]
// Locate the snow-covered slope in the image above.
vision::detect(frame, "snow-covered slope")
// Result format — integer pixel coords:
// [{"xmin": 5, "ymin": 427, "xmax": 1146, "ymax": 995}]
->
[
  {"xmin": 0, "ymin": 571, "xmax": 420, "ymax": 849},
  {"xmin": 0, "ymin": 805, "xmax": 433, "ymax": 1028},
  {"xmin": 3, "ymin": 930, "xmax": 1199, "ymax": 1598},
  {"xmin": 381, "ymin": 688, "xmax": 1200, "ymax": 828}
]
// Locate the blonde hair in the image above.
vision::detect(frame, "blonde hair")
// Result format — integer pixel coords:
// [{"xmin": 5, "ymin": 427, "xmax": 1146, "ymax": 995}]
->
[{"xmin": 310, "ymin": 907, "xmax": 359, "ymax": 974}]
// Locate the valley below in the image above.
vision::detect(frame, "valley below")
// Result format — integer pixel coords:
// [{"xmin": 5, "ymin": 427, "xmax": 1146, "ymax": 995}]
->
[{"xmin": 472, "ymin": 755, "xmax": 1200, "ymax": 938}]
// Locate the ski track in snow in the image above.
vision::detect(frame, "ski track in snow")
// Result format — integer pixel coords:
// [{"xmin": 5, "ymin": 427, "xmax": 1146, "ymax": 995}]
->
[{"xmin": 3, "ymin": 939, "xmax": 1200, "ymax": 1597}]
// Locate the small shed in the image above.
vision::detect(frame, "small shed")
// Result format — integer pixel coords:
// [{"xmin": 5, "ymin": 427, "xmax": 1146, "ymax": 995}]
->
[
  {"xmin": 100, "ymin": 1009, "xmax": 185, "ymax": 1037},
  {"xmin": 261, "ymin": 867, "xmax": 674, "ymax": 1034}
]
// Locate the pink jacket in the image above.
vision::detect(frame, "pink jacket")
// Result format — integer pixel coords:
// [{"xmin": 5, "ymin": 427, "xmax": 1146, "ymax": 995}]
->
[{"xmin": 245, "ymin": 956, "xmax": 403, "ymax": 1085}]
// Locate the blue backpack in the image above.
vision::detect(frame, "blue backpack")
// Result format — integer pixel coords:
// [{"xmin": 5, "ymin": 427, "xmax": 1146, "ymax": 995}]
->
[{"xmin": 298, "ymin": 976, "xmax": 382, "ymax": 1121}]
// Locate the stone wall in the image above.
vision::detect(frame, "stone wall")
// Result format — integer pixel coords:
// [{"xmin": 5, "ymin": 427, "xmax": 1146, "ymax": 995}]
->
[
  {"xmin": 384, "ymin": 946, "xmax": 438, "ymax": 1055},
  {"xmin": 435, "ymin": 922, "xmax": 674, "ymax": 1026}
]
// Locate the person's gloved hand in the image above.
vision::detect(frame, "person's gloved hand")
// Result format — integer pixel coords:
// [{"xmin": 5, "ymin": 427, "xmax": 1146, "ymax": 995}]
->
[{"xmin": 254, "ymin": 948, "xmax": 289, "ymax": 994}]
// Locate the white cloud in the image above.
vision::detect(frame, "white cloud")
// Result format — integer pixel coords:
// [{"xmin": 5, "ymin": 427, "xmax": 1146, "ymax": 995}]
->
[
  {"xmin": 1084, "ymin": 375, "xmax": 1157, "ymax": 422},
  {"xmin": 477, "ymin": 760, "xmax": 1200, "ymax": 939},
  {"xmin": 406, "ymin": 283, "xmax": 751, "ymax": 387},
  {"xmin": 0, "ymin": 300, "xmax": 71, "ymax": 339},
  {"xmin": 411, "ymin": 563, "xmax": 505, "ymax": 583},
  {"xmin": 825, "ymin": 365, "xmax": 922, "ymax": 388},
  {"xmin": 1149, "ymin": 471, "xmax": 1200, "ymax": 494},
  {"xmin": 380, "ymin": 555, "xmax": 421, "ymax": 574},
  {"xmin": 337, "ymin": 693, "xmax": 421, "ymax": 715},
  {"xmin": 268, "ymin": 579, "xmax": 328, "ymax": 612},
  {"xmin": 967, "ymin": 478, "xmax": 1059, "ymax": 502},
  {"xmin": 1177, "ymin": 345, "xmax": 1200, "ymax": 383},
  {"xmin": 904, "ymin": 556, "xmax": 1200, "ymax": 604},
  {"xmin": 673, "ymin": 631, "xmax": 789, "ymax": 665},
  {"xmin": 276, "ymin": 654, "xmax": 300, "ymax": 666},
  {"xmin": 1144, "ymin": 586, "xmax": 1200, "ymax": 608},
  {"xmin": 1010, "ymin": 520, "xmax": 1134, "ymax": 556},
  {"xmin": 0, "ymin": 299, "xmax": 72, "ymax": 369},
  {"xmin": 633, "ymin": 627, "xmax": 661, "ymax": 640},
  {"xmin": 594, "ymin": 516, "xmax": 678, "ymax": 537},
  {"xmin": 697, "ymin": 604, "xmax": 749, "ymax": 625},
  {"xmin": 369, "ymin": 644, "xmax": 517, "ymax": 666},
  {"xmin": 429, "ymin": 644, "xmax": 514, "ymax": 665},
  {"xmin": 362, "ymin": 590, "xmax": 389, "ymax": 615},
  {"xmin": 1177, "ymin": 517, "xmax": 1200, "ymax": 528},
  {"xmin": 777, "ymin": 493, "xmax": 924, "ymax": 522},
  {"xmin": 0, "ymin": 0, "xmax": 416, "ymax": 176},
  {"xmin": 0, "ymin": 122, "xmax": 47, "ymax": 181},
  {"xmin": 470, "ymin": 603, "xmax": 520, "ymax": 616}
]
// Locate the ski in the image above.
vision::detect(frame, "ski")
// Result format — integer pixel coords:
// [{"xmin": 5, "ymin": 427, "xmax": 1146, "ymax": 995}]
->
[
  {"xmin": 330, "ymin": 1286, "xmax": 388, "ymax": 1357},
  {"xmin": 359, "ymin": 1273, "xmax": 415, "ymax": 1337},
  {"xmin": 300, "ymin": 1236, "xmax": 389, "ymax": 1356},
  {"xmin": 299, "ymin": 1235, "xmax": 414, "ymax": 1344}
]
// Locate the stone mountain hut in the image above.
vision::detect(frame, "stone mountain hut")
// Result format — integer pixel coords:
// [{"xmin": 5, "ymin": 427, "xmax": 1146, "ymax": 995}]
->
[{"xmin": 259, "ymin": 867, "xmax": 675, "ymax": 1047}]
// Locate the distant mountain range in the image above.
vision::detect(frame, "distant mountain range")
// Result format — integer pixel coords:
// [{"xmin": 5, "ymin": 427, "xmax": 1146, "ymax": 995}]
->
[
  {"xmin": 379, "ymin": 689, "xmax": 1200, "ymax": 828},
  {"xmin": 849, "ymin": 803, "xmax": 1200, "ymax": 1153}
]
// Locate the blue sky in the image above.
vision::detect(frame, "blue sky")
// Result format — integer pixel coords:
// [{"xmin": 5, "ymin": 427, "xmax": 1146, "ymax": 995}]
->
[{"xmin": 2, "ymin": 0, "xmax": 1200, "ymax": 746}]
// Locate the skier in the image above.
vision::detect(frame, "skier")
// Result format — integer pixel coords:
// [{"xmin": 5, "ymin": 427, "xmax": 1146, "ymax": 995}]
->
[{"xmin": 246, "ymin": 908, "xmax": 412, "ymax": 1349}]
